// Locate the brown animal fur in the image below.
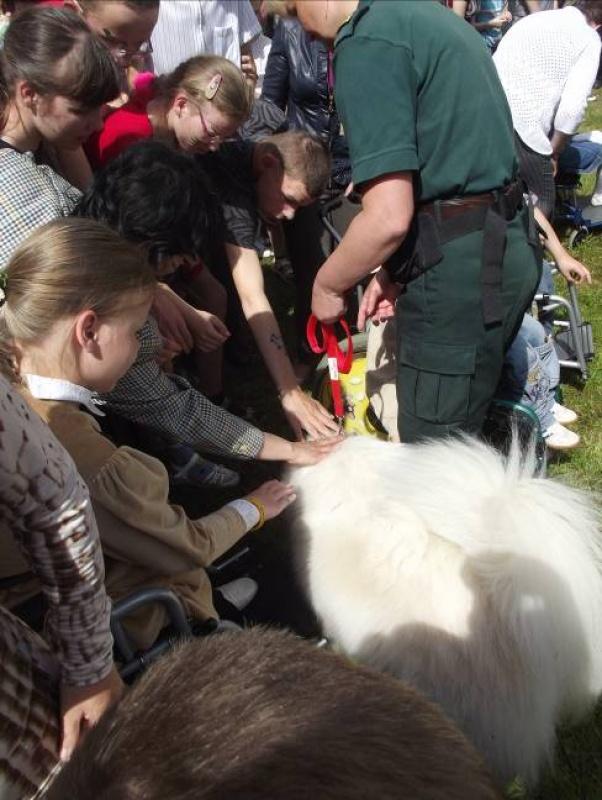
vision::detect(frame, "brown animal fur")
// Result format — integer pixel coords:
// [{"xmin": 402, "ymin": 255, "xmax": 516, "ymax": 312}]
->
[{"xmin": 46, "ymin": 627, "xmax": 502, "ymax": 800}]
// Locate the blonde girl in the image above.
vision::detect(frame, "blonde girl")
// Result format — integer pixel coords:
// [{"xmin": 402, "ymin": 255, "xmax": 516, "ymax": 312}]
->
[
  {"xmin": 0, "ymin": 217, "xmax": 296, "ymax": 648},
  {"xmin": 86, "ymin": 54, "xmax": 253, "ymax": 168}
]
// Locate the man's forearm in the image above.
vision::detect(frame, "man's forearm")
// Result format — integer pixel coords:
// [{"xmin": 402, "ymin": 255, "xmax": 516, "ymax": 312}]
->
[{"xmin": 317, "ymin": 206, "xmax": 407, "ymax": 294}]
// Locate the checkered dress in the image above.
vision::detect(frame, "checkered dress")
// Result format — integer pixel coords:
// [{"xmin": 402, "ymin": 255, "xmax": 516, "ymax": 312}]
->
[
  {"xmin": 0, "ymin": 147, "xmax": 81, "ymax": 270},
  {"xmin": 102, "ymin": 317, "xmax": 265, "ymax": 459}
]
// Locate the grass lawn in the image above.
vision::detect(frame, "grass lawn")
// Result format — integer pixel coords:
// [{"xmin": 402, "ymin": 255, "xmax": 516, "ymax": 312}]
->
[
  {"xmin": 544, "ymin": 94, "xmax": 602, "ymax": 495},
  {"xmin": 218, "ymin": 93, "xmax": 602, "ymax": 800},
  {"xmin": 506, "ymin": 93, "xmax": 602, "ymax": 800}
]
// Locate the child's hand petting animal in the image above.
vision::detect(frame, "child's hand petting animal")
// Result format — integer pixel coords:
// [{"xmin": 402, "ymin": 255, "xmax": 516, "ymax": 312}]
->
[
  {"xmin": 246, "ymin": 480, "xmax": 297, "ymax": 522},
  {"xmin": 288, "ymin": 436, "xmax": 344, "ymax": 466}
]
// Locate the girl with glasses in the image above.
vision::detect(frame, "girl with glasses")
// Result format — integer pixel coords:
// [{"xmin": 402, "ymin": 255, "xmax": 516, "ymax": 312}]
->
[{"xmin": 85, "ymin": 53, "xmax": 252, "ymax": 169}]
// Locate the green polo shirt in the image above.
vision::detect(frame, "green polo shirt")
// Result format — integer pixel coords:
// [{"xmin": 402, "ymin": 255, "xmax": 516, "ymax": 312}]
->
[{"xmin": 334, "ymin": 0, "xmax": 517, "ymax": 202}]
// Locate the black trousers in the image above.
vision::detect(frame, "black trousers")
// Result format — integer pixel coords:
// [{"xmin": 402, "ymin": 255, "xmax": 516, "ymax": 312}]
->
[{"xmin": 515, "ymin": 133, "xmax": 556, "ymax": 221}]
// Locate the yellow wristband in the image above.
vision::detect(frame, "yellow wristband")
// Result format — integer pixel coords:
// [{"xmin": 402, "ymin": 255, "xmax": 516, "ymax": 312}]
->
[{"xmin": 246, "ymin": 496, "xmax": 266, "ymax": 531}]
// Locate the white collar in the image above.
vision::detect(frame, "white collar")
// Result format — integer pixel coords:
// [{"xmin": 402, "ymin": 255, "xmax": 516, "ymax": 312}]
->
[{"xmin": 24, "ymin": 374, "xmax": 106, "ymax": 417}]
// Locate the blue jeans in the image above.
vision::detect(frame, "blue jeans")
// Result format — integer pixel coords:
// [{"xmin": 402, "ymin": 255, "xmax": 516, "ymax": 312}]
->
[
  {"xmin": 558, "ymin": 138, "xmax": 602, "ymax": 175},
  {"xmin": 499, "ymin": 313, "xmax": 558, "ymax": 432}
]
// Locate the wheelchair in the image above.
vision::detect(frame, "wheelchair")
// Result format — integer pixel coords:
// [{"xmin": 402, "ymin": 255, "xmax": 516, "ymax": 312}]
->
[
  {"xmin": 534, "ymin": 262, "xmax": 594, "ymax": 382},
  {"xmin": 110, "ymin": 547, "xmax": 250, "ymax": 681}
]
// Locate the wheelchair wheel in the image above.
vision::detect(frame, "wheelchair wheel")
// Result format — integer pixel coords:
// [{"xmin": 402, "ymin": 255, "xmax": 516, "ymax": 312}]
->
[
  {"xmin": 568, "ymin": 226, "xmax": 589, "ymax": 249},
  {"xmin": 482, "ymin": 400, "xmax": 547, "ymax": 477}
]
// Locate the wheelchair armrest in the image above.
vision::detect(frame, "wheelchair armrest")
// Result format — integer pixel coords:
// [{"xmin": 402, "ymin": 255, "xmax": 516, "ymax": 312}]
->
[
  {"xmin": 111, "ymin": 587, "xmax": 192, "ymax": 670},
  {"xmin": 206, "ymin": 544, "xmax": 252, "ymax": 578}
]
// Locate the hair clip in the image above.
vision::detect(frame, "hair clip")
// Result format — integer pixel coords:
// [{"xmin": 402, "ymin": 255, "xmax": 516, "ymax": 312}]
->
[{"xmin": 204, "ymin": 73, "xmax": 222, "ymax": 101}]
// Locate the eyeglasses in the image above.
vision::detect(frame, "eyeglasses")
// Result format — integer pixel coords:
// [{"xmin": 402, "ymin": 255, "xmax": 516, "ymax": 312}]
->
[
  {"xmin": 197, "ymin": 105, "xmax": 227, "ymax": 145},
  {"xmin": 100, "ymin": 28, "xmax": 153, "ymax": 64}
]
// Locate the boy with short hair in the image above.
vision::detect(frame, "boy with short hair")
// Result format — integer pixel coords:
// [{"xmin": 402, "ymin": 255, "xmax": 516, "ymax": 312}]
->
[{"xmin": 201, "ymin": 130, "xmax": 339, "ymax": 439}]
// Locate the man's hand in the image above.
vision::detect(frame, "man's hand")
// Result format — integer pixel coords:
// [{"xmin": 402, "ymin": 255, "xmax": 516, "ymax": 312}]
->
[
  {"xmin": 60, "ymin": 666, "xmax": 124, "ymax": 761},
  {"xmin": 280, "ymin": 387, "xmax": 340, "ymax": 440},
  {"xmin": 357, "ymin": 270, "xmax": 401, "ymax": 331},
  {"xmin": 311, "ymin": 278, "xmax": 347, "ymax": 324},
  {"xmin": 189, "ymin": 309, "xmax": 230, "ymax": 352}
]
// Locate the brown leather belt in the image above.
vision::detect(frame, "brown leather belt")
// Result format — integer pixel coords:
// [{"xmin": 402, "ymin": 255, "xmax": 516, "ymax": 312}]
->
[{"xmin": 420, "ymin": 192, "xmax": 497, "ymax": 221}]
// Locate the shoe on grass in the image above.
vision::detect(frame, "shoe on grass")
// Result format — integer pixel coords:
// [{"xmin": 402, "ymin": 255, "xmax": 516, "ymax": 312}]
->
[
  {"xmin": 552, "ymin": 402, "xmax": 578, "ymax": 425},
  {"xmin": 215, "ymin": 577, "xmax": 258, "ymax": 611},
  {"xmin": 168, "ymin": 444, "xmax": 240, "ymax": 489},
  {"xmin": 544, "ymin": 422, "xmax": 580, "ymax": 451}
]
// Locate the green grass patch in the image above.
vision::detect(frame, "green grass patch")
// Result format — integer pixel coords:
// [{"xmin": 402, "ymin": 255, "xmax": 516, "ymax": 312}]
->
[{"xmin": 506, "ymin": 92, "xmax": 602, "ymax": 800}]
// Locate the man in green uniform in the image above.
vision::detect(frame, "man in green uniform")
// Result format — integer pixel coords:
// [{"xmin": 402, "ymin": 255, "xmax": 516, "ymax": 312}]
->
[{"xmin": 273, "ymin": 0, "xmax": 541, "ymax": 443}]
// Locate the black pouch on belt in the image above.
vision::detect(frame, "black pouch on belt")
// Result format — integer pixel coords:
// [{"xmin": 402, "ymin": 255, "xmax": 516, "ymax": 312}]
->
[{"xmin": 383, "ymin": 210, "xmax": 443, "ymax": 285}]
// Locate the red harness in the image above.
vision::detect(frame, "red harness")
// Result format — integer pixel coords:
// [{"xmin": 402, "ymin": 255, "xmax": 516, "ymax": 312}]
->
[{"xmin": 306, "ymin": 315, "xmax": 353, "ymax": 421}]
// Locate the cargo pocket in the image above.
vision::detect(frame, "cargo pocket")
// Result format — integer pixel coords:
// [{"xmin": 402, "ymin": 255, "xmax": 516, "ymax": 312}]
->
[{"xmin": 398, "ymin": 338, "xmax": 476, "ymax": 425}]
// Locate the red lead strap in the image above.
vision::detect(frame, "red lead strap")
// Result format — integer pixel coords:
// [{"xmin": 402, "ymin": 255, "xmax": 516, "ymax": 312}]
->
[{"xmin": 306, "ymin": 315, "xmax": 353, "ymax": 420}]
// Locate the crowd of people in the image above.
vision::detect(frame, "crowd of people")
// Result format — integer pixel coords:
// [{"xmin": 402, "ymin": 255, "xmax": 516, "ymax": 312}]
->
[{"xmin": 0, "ymin": 0, "xmax": 598, "ymax": 795}]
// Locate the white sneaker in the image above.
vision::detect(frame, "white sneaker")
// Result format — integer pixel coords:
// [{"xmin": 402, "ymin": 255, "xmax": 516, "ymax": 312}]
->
[
  {"xmin": 552, "ymin": 402, "xmax": 578, "ymax": 425},
  {"xmin": 215, "ymin": 577, "xmax": 258, "ymax": 611},
  {"xmin": 544, "ymin": 422, "xmax": 580, "ymax": 451}
]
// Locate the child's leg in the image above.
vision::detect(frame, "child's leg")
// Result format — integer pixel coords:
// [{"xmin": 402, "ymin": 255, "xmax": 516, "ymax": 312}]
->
[{"xmin": 499, "ymin": 314, "xmax": 555, "ymax": 432}]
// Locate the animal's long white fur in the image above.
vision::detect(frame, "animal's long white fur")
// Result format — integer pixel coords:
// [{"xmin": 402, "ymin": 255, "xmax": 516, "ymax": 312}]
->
[{"xmin": 291, "ymin": 436, "xmax": 602, "ymax": 785}]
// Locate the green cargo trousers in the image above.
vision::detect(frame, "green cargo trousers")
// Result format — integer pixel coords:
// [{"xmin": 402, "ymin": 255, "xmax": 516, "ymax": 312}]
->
[{"xmin": 395, "ymin": 207, "xmax": 541, "ymax": 443}]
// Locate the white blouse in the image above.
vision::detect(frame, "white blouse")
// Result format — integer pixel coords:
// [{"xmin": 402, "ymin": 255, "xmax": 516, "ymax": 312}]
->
[{"xmin": 494, "ymin": 6, "xmax": 601, "ymax": 155}]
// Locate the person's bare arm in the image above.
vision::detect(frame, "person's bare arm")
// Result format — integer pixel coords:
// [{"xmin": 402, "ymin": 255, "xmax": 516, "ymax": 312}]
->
[
  {"xmin": 153, "ymin": 281, "xmax": 230, "ymax": 353},
  {"xmin": 258, "ymin": 432, "xmax": 342, "ymax": 464},
  {"xmin": 534, "ymin": 206, "xmax": 592, "ymax": 284},
  {"xmin": 452, "ymin": 1, "xmax": 469, "ymax": 17},
  {"xmin": 312, "ymin": 174, "xmax": 414, "ymax": 323},
  {"xmin": 226, "ymin": 243, "xmax": 339, "ymax": 439}
]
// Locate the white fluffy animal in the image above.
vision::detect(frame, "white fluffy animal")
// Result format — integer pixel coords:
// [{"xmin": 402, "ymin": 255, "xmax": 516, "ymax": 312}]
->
[{"xmin": 291, "ymin": 435, "xmax": 602, "ymax": 786}]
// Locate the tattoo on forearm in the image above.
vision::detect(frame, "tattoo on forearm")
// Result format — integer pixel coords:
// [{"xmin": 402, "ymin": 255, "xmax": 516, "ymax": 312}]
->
[{"xmin": 269, "ymin": 333, "xmax": 284, "ymax": 350}]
